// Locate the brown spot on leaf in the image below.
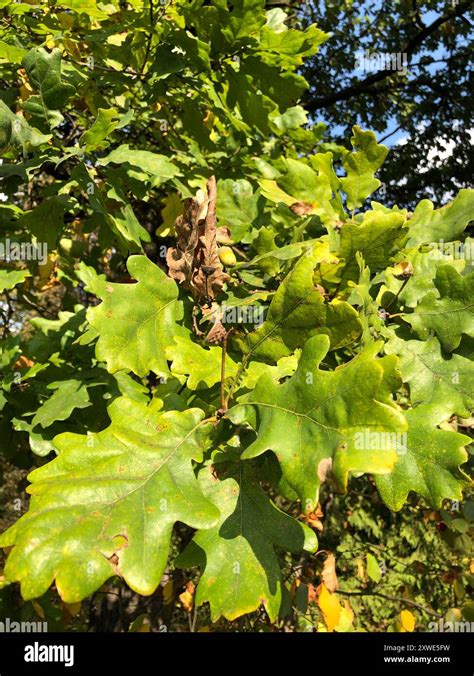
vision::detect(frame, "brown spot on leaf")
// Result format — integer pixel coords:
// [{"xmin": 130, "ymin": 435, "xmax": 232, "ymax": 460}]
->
[
  {"xmin": 317, "ymin": 457, "xmax": 333, "ymax": 483},
  {"xmin": 290, "ymin": 201, "xmax": 314, "ymax": 215}
]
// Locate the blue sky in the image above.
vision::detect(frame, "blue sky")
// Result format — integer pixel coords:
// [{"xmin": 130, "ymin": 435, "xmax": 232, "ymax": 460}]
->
[{"xmin": 309, "ymin": 3, "xmax": 466, "ymax": 147}]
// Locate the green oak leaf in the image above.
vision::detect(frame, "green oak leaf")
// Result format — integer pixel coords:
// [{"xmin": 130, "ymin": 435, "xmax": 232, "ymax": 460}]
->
[
  {"xmin": 111, "ymin": 202, "xmax": 150, "ymax": 248},
  {"xmin": 235, "ymin": 240, "xmax": 313, "ymax": 271},
  {"xmin": 385, "ymin": 335, "xmax": 474, "ymax": 418},
  {"xmin": 340, "ymin": 126, "xmax": 388, "ymax": 210},
  {"xmin": 19, "ymin": 196, "xmax": 71, "ymax": 249},
  {"xmin": 239, "ymin": 253, "xmax": 362, "ymax": 362},
  {"xmin": 338, "ymin": 206, "xmax": 408, "ymax": 286},
  {"xmin": 31, "ymin": 379, "xmax": 92, "ymax": 429},
  {"xmin": 382, "ymin": 248, "xmax": 464, "ymax": 308},
  {"xmin": 97, "ymin": 144, "xmax": 180, "ymax": 180},
  {"xmin": 177, "ymin": 463, "xmax": 317, "ymax": 621},
  {"xmin": 0, "ymin": 41, "xmax": 27, "ymax": 63},
  {"xmin": 22, "ymin": 47, "xmax": 75, "ymax": 130},
  {"xmin": 0, "ymin": 100, "xmax": 51, "ymax": 153},
  {"xmin": 216, "ymin": 178, "xmax": 259, "ymax": 242},
  {"xmin": 55, "ymin": 0, "xmax": 116, "ymax": 20},
  {"xmin": 366, "ymin": 553, "xmax": 382, "ymax": 583},
  {"xmin": 347, "ymin": 252, "xmax": 384, "ymax": 342},
  {"xmin": 227, "ymin": 69, "xmax": 277, "ymax": 135},
  {"xmin": 270, "ymin": 105, "xmax": 307, "ymax": 133},
  {"xmin": 0, "ymin": 398, "xmax": 220, "ymax": 602},
  {"xmin": 86, "ymin": 255, "xmax": 182, "ymax": 377},
  {"xmin": 405, "ymin": 265, "xmax": 474, "ymax": 352},
  {"xmin": 258, "ymin": 155, "xmax": 342, "ymax": 226},
  {"xmin": 375, "ymin": 405, "xmax": 470, "ymax": 511},
  {"xmin": 80, "ymin": 107, "xmax": 119, "ymax": 151},
  {"xmin": 250, "ymin": 226, "xmax": 280, "ymax": 275},
  {"xmin": 228, "ymin": 335, "xmax": 407, "ymax": 510},
  {"xmin": 240, "ymin": 353, "xmax": 299, "ymax": 391},
  {"xmin": 260, "ymin": 17, "xmax": 329, "ymax": 65},
  {"xmin": 0, "ymin": 268, "xmax": 31, "ymax": 292},
  {"xmin": 406, "ymin": 189, "xmax": 474, "ymax": 246},
  {"xmin": 167, "ymin": 335, "xmax": 238, "ymax": 390},
  {"xmin": 219, "ymin": 0, "xmax": 266, "ymax": 46}
]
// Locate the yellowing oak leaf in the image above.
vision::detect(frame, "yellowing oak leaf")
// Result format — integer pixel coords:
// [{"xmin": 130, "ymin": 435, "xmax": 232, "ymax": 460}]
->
[
  {"xmin": 375, "ymin": 404, "xmax": 470, "ymax": 511},
  {"xmin": 229, "ymin": 335, "xmax": 406, "ymax": 510},
  {"xmin": 0, "ymin": 398, "xmax": 220, "ymax": 602}
]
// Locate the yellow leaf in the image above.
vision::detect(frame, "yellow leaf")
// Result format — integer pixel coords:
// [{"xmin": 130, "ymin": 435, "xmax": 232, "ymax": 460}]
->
[
  {"xmin": 179, "ymin": 581, "xmax": 195, "ymax": 613},
  {"xmin": 399, "ymin": 609, "xmax": 415, "ymax": 632},
  {"xmin": 218, "ymin": 246, "xmax": 237, "ymax": 267},
  {"xmin": 356, "ymin": 558, "xmax": 365, "ymax": 579},
  {"xmin": 317, "ymin": 583, "xmax": 341, "ymax": 632},
  {"xmin": 156, "ymin": 192, "xmax": 181, "ymax": 237}
]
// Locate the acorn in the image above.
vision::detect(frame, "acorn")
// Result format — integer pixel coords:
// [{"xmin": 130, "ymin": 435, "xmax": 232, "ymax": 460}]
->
[{"xmin": 218, "ymin": 246, "xmax": 237, "ymax": 267}]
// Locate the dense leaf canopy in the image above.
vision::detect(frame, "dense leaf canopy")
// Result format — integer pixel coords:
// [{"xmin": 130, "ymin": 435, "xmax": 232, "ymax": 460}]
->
[{"xmin": 0, "ymin": 0, "xmax": 472, "ymax": 629}]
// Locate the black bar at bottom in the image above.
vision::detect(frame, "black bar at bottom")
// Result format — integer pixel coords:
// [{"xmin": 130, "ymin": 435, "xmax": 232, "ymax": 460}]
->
[{"xmin": 0, "ymin": 631, "xmax": 471, "ymax": 675}]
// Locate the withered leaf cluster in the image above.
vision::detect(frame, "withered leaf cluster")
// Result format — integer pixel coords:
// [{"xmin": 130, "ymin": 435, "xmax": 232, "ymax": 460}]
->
[{"xmin": 166, "ymin": 176, "xmax": 230, "ymax": 305}]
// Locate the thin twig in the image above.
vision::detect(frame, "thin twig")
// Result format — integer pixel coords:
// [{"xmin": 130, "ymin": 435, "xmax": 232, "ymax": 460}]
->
[
  {"xmin": 306, "ymin": 0, "xmax": 473, "ymax": 112},
  {"xmin": 335, "ymin": 589, "xmax": 443, "ymax": 618}
]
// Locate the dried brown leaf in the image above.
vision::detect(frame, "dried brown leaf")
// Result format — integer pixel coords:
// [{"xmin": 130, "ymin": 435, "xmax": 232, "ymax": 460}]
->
[
  {"xmin": 321, "ymin": 552, "xmax": 339, "ymax": 592},
  {"xmin": 166, "ymin": 176, "xmax": 229, "ymax": 304}
]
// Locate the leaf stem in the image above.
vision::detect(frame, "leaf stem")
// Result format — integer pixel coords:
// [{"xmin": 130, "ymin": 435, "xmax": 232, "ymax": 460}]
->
[
  {"xmin": 384, "ymin": 276, "xmax": 410, "ymax": 311},
  {"xmin": 224, "ymin": 352, "xmax": 250, "ymax": 410},
  {"xmin": 220, "ymin": 328, "xmax": 234, "ymax": 412}
]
